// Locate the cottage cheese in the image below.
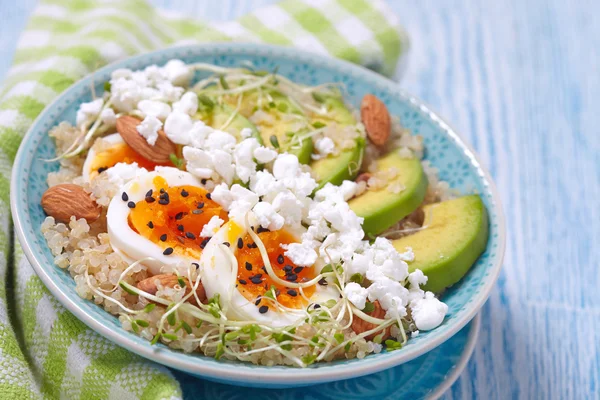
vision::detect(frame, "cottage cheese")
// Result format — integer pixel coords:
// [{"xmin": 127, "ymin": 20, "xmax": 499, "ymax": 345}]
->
[{"xmin": 136, "ymin": 115, "xmax": 162, "ymax": 146}]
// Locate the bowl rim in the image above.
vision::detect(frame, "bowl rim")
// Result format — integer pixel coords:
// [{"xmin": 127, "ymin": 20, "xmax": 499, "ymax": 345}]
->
[{"xmin": 10, "ymin": 42, "xmax": 505, "ymax": 386}]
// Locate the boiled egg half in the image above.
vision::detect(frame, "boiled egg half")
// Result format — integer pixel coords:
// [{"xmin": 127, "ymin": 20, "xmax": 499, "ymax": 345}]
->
[
  {"xmin": 199, "ymin": 218, "xmax": 338, "ymax": 327},
  {"xmin": 107, "ymin": 167, "xmax": 227, "ymax": 274}
]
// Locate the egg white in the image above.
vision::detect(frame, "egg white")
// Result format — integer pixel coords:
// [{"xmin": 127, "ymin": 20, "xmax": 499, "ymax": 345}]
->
[
  {"xmin": 82, "ymin": 133, "xmax": 125, "ymax": 182},
  {"xmin": 107, "ymin": 167, "xmax": 204, "ymax": 275},
  {"xmin": 199, "ymin": 218, "xmax": 338, "ymax": 327}
]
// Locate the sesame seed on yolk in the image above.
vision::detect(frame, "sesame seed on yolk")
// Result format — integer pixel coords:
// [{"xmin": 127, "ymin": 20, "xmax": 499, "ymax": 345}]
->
[
  {"xmin": 235, "ymin": 229, "xmax": 316, "ymax": 310},
  {"xmin": 128, "ymin": 176, "xmax": 227, "ymax": 259}
]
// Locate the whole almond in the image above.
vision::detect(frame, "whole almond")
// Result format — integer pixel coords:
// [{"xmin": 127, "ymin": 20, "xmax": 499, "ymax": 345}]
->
[
  {"xmin": 361, "ymin": 94, "xmax": 391, "ymax": 146},
  {"xmin": 41, "ymin": 184, "xmax": 101, "ymax": 223},
  {"xmin": 136, "ymin": 274, "xmax": 206, "ymax": 306},
  {"xmin": 351, "ymin": 300, "xmax": 392, "ymax": 341},
  {"xmin": 116, "ymin": 115, "xmax": 176, "ymax": 164}
]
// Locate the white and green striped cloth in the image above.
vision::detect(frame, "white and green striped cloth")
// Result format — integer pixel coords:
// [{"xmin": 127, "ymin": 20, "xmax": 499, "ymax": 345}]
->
[{"xmin": 0, "ymin": 0, "xmax": 408, "ymax": 398}]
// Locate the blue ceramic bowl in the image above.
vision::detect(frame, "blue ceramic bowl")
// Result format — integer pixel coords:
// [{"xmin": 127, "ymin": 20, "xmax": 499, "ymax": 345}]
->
[{"xmin": 11, "ymin": 43, "xmax": 505, "ymax": 388}]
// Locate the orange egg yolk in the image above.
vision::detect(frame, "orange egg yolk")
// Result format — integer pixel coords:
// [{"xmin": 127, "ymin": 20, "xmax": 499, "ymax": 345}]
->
[
  {"xmin": 128, "ymin": 176, "xmax": 228, "ymax": 259},
  {"xmin": 90, "ymin": 142, "xmax": 171, "ymax": 180},
  {"xmin": 235, "ymin": 229, "xmax": 316, "ymax": 310}
]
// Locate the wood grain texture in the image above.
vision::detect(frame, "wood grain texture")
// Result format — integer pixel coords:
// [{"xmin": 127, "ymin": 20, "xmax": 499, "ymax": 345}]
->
[{"xmin": 1, "ymin": 0, "xmax": 598, "ymax": 398}]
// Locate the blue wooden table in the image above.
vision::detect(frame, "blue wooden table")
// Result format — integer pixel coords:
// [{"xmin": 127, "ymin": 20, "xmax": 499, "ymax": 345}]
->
[{"xmin": 1, "ymin": 1, "xmax": 598, "ymax": 398}]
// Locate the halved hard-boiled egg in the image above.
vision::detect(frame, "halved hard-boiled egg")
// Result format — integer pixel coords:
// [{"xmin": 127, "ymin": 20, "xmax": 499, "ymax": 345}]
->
[
  {"xmin": 107, "ymin": 167, "xmax": 227, "ymax": 274},
  {"xmin": 82, "ymin": 133, "xmax": 170, "ymax": 182},
  {"xmin": 199, "ymin": 219, "xmax": 338, "ymax": 327}
]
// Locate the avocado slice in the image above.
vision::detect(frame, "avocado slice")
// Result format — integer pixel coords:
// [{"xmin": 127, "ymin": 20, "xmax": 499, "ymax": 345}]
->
[
  {"xmin": 197, "ymin": 102, "xmax": 262, "ymax": 143},
  {"xmin": 202, "ymin": 87, "xmax": 313, "ymax": 164},
  {"xmin": 310, "ymin": 96, "xmax": 365, "ymax": 188},
  {"xmin": 348, "ymin": 152, "xmax": 428, "ymax": 236},
  {"xmin": 392, "ymin": 195, "xmax": 489, "ymax": 293}
]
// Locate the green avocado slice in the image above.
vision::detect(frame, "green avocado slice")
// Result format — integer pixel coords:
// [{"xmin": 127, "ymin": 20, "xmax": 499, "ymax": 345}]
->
[
  {"xmin": 197, "ymin": 102, "xmax": 262, "ymax": 143},
  {"xmin": 392, "ymin": 195, "xmax": 489, "ymax": 293},
  {"xmin": 310, "ymin": 96, "xmax": 365, "ymax": 188},
  {"xmin": 348, "ymin": 152, "xmax": 428, "ymax": 236},
  {"xmin": 202, "ymin": 87, "xmax": 313, "ymax": 164}
]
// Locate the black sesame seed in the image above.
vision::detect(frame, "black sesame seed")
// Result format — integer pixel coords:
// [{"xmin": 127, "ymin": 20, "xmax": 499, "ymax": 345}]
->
[
  {"xmin": 237, "ymin": 238, "xmax": 243, "ymax": 249},
  {"xmin": 239, "ymin": 279, "xmax": 247, "ymax": 285},
  {"xmin": 160, "ymin": 188, "xmax": 165, "ymax": 194},
  {"xmin": 283, "ymin": 265, "xmax": 293, "ymax": 273},
  {"xmin": 257, "ymin": 226, "xmax": 269, "ymax": 234},
  {"xmin": 185, "ymin": 232, "xmax": 196, "ymax": 239},
  {"xmin": 245, "ymin": 262, "xmax": 253, "ymax": 271},
  {"xmin": 293, "ymin": 267, "xmax": 304, "ymax": 274},
  {"xmin": 259, "ymin": 305, "xmax": 269, "ymax": 314},
  {"xmin": 286, "ymin": 273, "xmax": 298, "ymax": 282},
  {"xmin": 127, "ymin": 201, "xmax": 136, "ymax": 209},
  {"xmin": 147, "ymin": 221, "xmax": 154, "ymax": 229},
  {"xmin": 192, "ymin": 209, "xmax": 203, "ymax": 215},
  {"xmin": 287, "ymin": 289, "xmax": 297, "ymax": 297},
  {"xmin": 222, "ymin": 242, "xmax": 230, "ymax": 247},
  {"xmin": 200, "ymin": 238, "xmax": 210, "ymax": 249},
  {"xmin": 163, "ymin": 247, "xmax": 174, "ymax": 255},
  {"xmin": 255, "ymin": 298, "xmax": 262, "ymax": 306},
  {"xmin": 181, "ymin": 189, "xmax": 189, "ymax": 197},
  {"xmin": 121, "ymin": 192, "xmax": 129, "ymax": 201},
  {"xmin": 314, "ymin": 304, "xmax": 321, "ymax": 309},
  {"xmin": 175, "ymin": 212, "xmax": 184, "ymax": 220},
  {"xmin": 201, "ymin": 179, "xmax": 207, "ymax": 185},
  {"xmin": 318, "ymin": 278, "xmax": 328, "ymax": 286},
  {"xmin": 160, "ymin": 234, "xmax": 167, "ymax": 241},
  {"xmin": 192, "ymin": 262, "xmax": 199, "ymax": 269},
  {"xmin": 145, "ymin": 196, "xmax": 155, "ymax": 203},
  {"xmin": 177, "ymin": 224, "xmax": 184, "ymax": 231},
  {"xmin": 97, "ymin": 167, "xmax": 108, "ymax": 173},
  {"xmin": 206, "ymin": 193, "xmax": 212, "ymax": 200},
  {"xmin": 277, "ymin": 254, "xmax": 284, "ymax": 264},
  {"xmin": 146, "ymin": 189, "xmax": 153, "ymax": 197},
  {"xmin": 159, "ymin": 199, "xmax": 169, "ymax": 205},
  {"xmin": 250, "ymin": 275, "xmax": 262, "ymax": 284},
  {"xmin": 197, "ymin": 202, "xmax": 205, "ymax": 209},
  {"xmin": 247, "ymin": 243, "xmax": 257, "ymax": 249}
]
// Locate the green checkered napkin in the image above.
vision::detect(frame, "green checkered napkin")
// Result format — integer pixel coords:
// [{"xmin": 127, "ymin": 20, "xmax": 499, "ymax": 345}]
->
[{"xmin": 0, "ymin": 0, "xmax": 408, "ymax": 398}]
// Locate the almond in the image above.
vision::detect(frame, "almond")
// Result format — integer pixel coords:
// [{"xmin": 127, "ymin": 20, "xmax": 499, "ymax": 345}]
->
[
  {"xmin": 136, "ymin": 274, "xmax": 206, "ymax": 306},
  {"xmin": 355, "ymin": 172, "xmax": 371, "ymax": 184},
  {"xmin": 351, "ymin": 300, "xmax": 392, "ymax": 341},
  {"xmin": 361, "ymin": 94, "xmax": 391, "ymax": 146},
  {"xmin": 116, "ymin": 115, "xmax": 176, "ymax": 164},
  {"xmin": 41, "ymin": 184, "xmax": 101, "ymax": 223}
]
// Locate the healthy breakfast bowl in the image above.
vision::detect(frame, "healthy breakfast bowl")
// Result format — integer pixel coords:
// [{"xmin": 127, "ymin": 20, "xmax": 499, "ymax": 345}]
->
[{"xmin": 11, "ymin": 43, "xmax": 505, "ymax": 388}]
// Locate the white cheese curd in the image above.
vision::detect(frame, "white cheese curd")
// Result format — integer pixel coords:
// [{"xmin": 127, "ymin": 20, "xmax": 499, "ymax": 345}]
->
[
  {"xmin": 410, "ymin": 292, "xmax": 448, "ymax": 331},
  {"xmin": 137, "ymin": 99, "xmax": 171, "ymax": 120},
  {"xmin": 199, "ymin": 220, "xmax": 337, "ymax": 327},
  {"xmin": 104, "ymin": 161, "xmax": 148, "ymax": 188},
  {"xmin": 164, "ymin": 110, "xmax": 194, "ymax": 145},
  {"xmin": 200, "ymin": 215, "xmax": 224, "ymax": 238},
  {"xmin": 311, "ymin": 137, "xmax": 335, "ymax": 160},
  {"xmin": 76, "ymin": 98, "xmax": 103, "ymax": 127},
  {"xmin": 106, "ymin": 167, "xmax": 204, "ymax": 275},
  {"xmin": 343, "ymin": 282, "xmax": 368, "ymax": 310},
  {"xmin": 162, "ymin": 59, "xmax": 192, "ymax": 86},
  {"xmin": 280, "ymin": 242, "xmax": 318, "ymax": 267},
  {"xmin": 136, "ymin": 115, "xmax": 162, "ymax": 145},
  {"xmin": 173, "ymin": 91, "xmax": 198, "ymax": 115},
  {"xmin": 100, "ymin": 108, "xmax": 116, "ymax": 126}
]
